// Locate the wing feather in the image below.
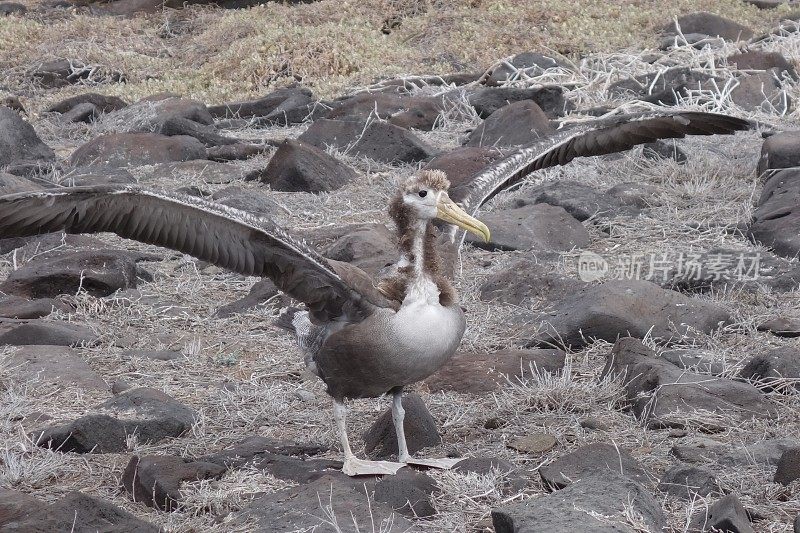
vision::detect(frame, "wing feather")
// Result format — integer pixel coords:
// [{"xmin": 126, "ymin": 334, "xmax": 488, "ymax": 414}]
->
[
  {"xmin": 0, "ymin": 185, "xmax": 393, "ymax": 323},
  {"xmin": 460, "ymin": 111, "xmax": 753, "ymax": 214}
]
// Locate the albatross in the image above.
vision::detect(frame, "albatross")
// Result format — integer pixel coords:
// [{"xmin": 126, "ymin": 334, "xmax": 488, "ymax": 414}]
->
[{"xmin": 0, "ymin": 110, "xmax": 751, "ymax": 475}]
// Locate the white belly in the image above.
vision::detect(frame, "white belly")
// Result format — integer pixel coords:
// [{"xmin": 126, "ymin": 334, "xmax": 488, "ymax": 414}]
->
[
  {"xmin": 311, "ymin": 274, "xmax": 465, "ymax": 398},
  {"xmin": 387, "ymin": 285, "xmax": 465, "ymax": 383}
]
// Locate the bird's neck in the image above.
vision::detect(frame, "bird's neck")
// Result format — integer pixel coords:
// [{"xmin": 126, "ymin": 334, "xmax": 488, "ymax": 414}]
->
[
  {"xmin": 381, "ymin": 214, "xmax": 457, "ymax": 306},
  {"xmin": 401, "ymin": 219, "xmax": 434, "ymax": 275}
]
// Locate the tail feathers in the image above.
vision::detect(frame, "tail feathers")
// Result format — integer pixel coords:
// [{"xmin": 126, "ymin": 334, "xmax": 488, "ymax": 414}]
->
[
  {"xmin": 273, "ymin": 306, "xmax": 304, "ymax": 332},
  {"xmin": 275, "ymin": 306, "xmax": 319, "ymax": 363}
]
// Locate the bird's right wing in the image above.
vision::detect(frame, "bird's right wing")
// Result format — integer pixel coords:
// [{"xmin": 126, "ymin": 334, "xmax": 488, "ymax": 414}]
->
[{"xmin": 0, "ymin": 185, "xmax": 395, "ymax": 322}]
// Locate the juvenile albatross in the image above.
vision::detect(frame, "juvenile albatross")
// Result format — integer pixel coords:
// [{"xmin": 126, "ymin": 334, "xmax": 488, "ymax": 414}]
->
[{"xmin": 0, "ymin": 110, "xmax": 751, "ymax": 476}]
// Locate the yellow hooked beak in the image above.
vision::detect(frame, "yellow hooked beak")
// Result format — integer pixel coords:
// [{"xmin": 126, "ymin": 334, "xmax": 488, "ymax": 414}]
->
[{"xmin": 436, "ymin": 193, "xmax": 491, "ymax": 243}]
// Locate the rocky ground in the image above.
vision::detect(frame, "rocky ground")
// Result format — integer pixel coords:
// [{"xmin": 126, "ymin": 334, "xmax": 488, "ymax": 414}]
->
[{"xmin": 1, "ymin": 2, "xmax": 800, "ymax": 533}]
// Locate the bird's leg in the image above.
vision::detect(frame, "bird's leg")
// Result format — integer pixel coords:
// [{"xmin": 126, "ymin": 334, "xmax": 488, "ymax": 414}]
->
[
  {"xmin": 390, "ymin": 390, "xmax": 462, "ymax": 471},
  {"xmin": 333, "ymin": 399, "xmax": 405, "ymax": 476},
  {"xmin": 392, "ymin": 388, "xmax": 412, "ymax": 463},
  {"xmin": 333, "ymin": 399, "xmax": 354, "ymax": 459}
]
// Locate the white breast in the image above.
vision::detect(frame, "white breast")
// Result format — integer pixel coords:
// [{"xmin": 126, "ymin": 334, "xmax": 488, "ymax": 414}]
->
[{"xmin": 387, "ymin": 278, "xmax": 465, "ymax": 382}]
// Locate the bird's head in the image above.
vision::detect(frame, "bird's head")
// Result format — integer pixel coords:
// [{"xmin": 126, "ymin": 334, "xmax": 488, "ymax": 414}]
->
[{"xmin": 391, "ymin": 170, "xmax": 490, "ymax": 242}]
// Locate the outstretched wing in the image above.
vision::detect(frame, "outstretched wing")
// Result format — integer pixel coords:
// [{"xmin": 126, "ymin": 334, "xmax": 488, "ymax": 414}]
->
[
  {"xmin": 459, "ymin": 111, "xmax": 753, "ymax": 215},
  {"xmin": 0, "ymin": 185, "xmax": 394, "ymax": 323}
]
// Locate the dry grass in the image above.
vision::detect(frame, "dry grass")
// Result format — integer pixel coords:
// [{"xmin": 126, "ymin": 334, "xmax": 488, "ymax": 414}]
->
[{"xmin": 0, "ymin": 0, "xmax": 796, "ymax": 110}]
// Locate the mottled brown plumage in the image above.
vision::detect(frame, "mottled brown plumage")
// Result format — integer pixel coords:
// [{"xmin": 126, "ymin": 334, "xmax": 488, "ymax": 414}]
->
[{"xmin": 382, "ymin": 170, "xmax": 456, "ymax": 306}]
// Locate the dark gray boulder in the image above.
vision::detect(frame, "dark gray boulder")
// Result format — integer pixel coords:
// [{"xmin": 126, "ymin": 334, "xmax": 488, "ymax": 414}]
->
[
  {"xmin": 0, "ymin": 106, "xmax": 55, "ymax": 168},
  {"xmin": 0, "ymin": 319, "xmax": 97, "ymax": 347},
  {"xmin": 122, "ymin": 455, "xmax": 226, "ymax": 511},
  {"xmin": 538, "ymin": 442, "xmax": 649, "ymax": 490},
  {"xmin": 259, "ymin": 92, "xmax": 325, "ymax": 126},
  {"xmin": 468, "ymin": 86, "xmax": 568, "ymax": 118},
  {"xmin": 230, "ymin": 475, "xmax": 412, "ymax": 532},
  {"xmin": 727, "ymin": 51, "xmax": 797, "ymax": 80},
  {"xmin": 320, "ymin": 223, "xmax": 396, "ymax": 277},
  {"xmin": 493, "ymin": 471, "xmax": 665, "ymax": 533},
  {"xmin": 689, "ymin": 494, "xmax": 755, "ymax": 533},
  {"xmin": 0, "ymin": 172, "xmax": 43, "ymax": 194},
  {"xmin": 748, "ymin": 167, "xmax": 800, "ymax": 258},
  {"xmin": 61, "ymin": 102, "xmax": 99, "ymax": 124},
  {"xmin": 731, "ymin": 69, "xmax": 791, "ymax": 114},
  {"xmin": 0, "ymin": 491, "xmax": 159, "ymax": 532},
  {"xmin": 155, "ymin": 115, "xmax": 239, "ymax": 147},
  {"xmin": 665, "ymin": 12, "xmax": 754, "ymax": 41},
  {"xmin": 0, "ymin": 296, "xmax": 69, "ymax": 319},
  {"xmin": 299, "ymin": 118, "xmax": 436, "ymax": 164},
  {"xmin": 208, "ymin": 86, "xmax": 313, "ymax": 118},
  {"xmin": 609, "ymin": 67, "xmax": 718, "ymax": 105},
  {"xmin": 465, "ymin": 100, "xmax": 553, "ymax": 147},
  {"xmin": 661, "ymin": 349, "xmax": 726, "ymax": 375},
  {"xmin": 466, "ymin": 204, "xmax": 590, "ymax": 252},
  {"xmin": 739, "ymin": 347, "xmax": 800, "ymax": 392},
  {"xmin": 70, "ymin": 133, "xmax": 206, "ymax": 168},
  {"xmin": 658, "ymin": 464, "xmax": 721, "ymax": 500},
  {"xmin": 485, "ymin": 52, "xmax": 568, "ymax": 85},
  {"xmin": 197, "ymin": 435, "xmax": 329, "ymax": 469},
  {"xmin": 480, "ymin": 258, "xmax": 585, "ymax": 305},
  {"xmin": 256, "ymin": 139, "xmax": 356, "ymax": 192},
  {"xmin": 47, "ymin": 93, "xmax": 128, "ymax": 114},
  {"xmin": 757, "ymin": 131, "xmax": 800, "ymax": 178},
  {"xmin": 1, "ymin": 249, "xmax": 140, "ymax": 299},
  {"xmin": 328, "ymin": 92, "xmax": 443, "ymax": 131},
  {"xmin": 758, "ymin": 316, "xmax": 800, "ymax": 337},
  {"xmin": 32, "ymin": 387, "xmax": 195, "ymax": 453},
  {"xmin": 373, "ymin": 469, "xmax": 438, "ymax": 517},
  {"xmin": 663, "ymin": 246, "xmax": 800, "ymax": 293},
  {"xmin": 532, "ymin": 281, "xmax": 732, "ymax": 349},
  {"xmin": 0, "ymin": 2, "xmax": 26, "ymax": 15},
  {"xmin": 99, "ymin": 95, "xmax": 213, "ymax": 133},
  {"xmin": 211, "ymin": 186, "xmax": 280, "ymax": 219},
  {"xmin": 514, "ymin": 180, "xmax": 641, "ymax": 222},
  {"xmin": 671, "ymin": 437, "xmax": 798, "ymax": 467},
  {"xmin": 773, "ymin": 447, "xmax": 800, "ymax": 485},
  {"xmin": 423, "ymin": 146, "xmax": 503, "ymax": 201},
  {"xmin": 602, "ymin": 338, "xmax": 778, "ymax": 428},
  {"xmin": 0, "ymin": 488, "xmax": 39, "ymax": 527},
  {"xmin": 363, "ymin": 393, "xmax": 441, "ymax": 459}
]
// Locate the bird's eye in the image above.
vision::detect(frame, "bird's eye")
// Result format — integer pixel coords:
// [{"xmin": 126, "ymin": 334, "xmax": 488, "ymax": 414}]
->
[{"xmin": 418, "ymin": 190, "xmax": 428, "ymax": 198}]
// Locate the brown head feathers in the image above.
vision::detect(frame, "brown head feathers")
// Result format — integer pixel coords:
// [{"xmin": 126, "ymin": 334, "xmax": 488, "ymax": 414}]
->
[{"xmin": 401, "ymin": 170, "xmax": 451, "ymax": 194}]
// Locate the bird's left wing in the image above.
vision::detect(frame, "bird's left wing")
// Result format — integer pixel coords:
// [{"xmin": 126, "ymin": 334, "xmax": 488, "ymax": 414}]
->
[
  {"xmin": 0, "ymin": 185, "xmax": 395, "ymax": 322},
  {"xmin": 459, "ymin": 111, "xmax": 753, "ymax": 218}
]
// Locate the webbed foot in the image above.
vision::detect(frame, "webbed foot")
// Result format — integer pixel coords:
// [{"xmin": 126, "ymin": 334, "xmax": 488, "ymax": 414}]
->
[{"xmin": 342, "ymin": 457, "xmax": 406, "ymax": 476}]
